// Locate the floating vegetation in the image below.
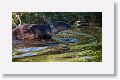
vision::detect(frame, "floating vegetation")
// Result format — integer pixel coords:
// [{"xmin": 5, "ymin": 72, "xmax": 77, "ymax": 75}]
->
[
  {"xmin": 12, "ymin": 27, "xmax": 102, "ymax": 62},
  {"xmin": 12, "ymin": 12, "xmax": 102, "ymax": 62}
]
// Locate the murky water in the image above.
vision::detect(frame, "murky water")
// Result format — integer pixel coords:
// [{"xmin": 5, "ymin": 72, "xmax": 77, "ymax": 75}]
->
[
  {"xmin": 52, "ymin": 37, "xmax": 78, "ymax": 43},
  {"xmin": 12, "ymin": 37, "xmax": 78, "ymax": 58},
  {"xmin": 13, "ymin": 52, "xmax": 37, "ymax": 58},
  {"xmin": 12, "ymin": 27, "xmax": 102, "ymax": 62},
  {"xmin": 17, "ymin": 47, "xmax": 48, "ymax": 52}
]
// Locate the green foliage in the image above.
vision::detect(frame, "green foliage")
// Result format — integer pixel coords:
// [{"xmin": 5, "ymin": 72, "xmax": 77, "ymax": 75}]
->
[
  {"xmin": 12, "ymin": 12, "xmax": 102, "ymax": 62},
  {"xmin": 12, "ymin": 12, "xmax": 102, "ymax": 29}
]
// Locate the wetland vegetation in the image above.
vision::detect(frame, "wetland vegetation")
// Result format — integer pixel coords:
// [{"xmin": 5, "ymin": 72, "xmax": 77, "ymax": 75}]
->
[{"xmin": 12, "ymin": 12, "xmax": 102, "ymax": 62}]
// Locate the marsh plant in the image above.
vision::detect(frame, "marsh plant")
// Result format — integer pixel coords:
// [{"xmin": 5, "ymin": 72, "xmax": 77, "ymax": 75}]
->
[{"xmin": 12, "ymin": 12, "xmax": 102, "ymax": 62}]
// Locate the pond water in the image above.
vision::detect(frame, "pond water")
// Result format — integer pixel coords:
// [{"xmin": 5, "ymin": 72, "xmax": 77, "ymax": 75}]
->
[
  {"xmin": 13, "ymin": 37, "xmax": 79, "ymax": 58},
  {"xmin": 12, "ymin": 27, "xmax": 102, "ymax": 62},
  {"xmin": 52, "ymin": 37, "xmax": 78, "ymax": 43},
  {"xmin": 17, "ymin": 46, "xmax": 48, "ymax": 53},
  {"xmin": 13, "ymin": 52, "xmax": 37, "ymax": 58}
]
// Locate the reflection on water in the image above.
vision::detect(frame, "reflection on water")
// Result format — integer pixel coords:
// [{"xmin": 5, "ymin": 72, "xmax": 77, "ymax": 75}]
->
[
  {"xmin": 52, "ymin": 37, "xmax": 78, "ymax": 43},
  {"xmin": 80, "ymin": 56, "xmax": 95, "ymax": 61},
  {"xmin": 59, "ymin": 38, "xmax": 78, "ymax": 43},
  {"xmin": 13, "ymin": 52, "xmax": 37, "ymax": 58},
  {"xmin": 12, "ymin": 27, "xmax": 102, "ymax": 62},
  {"xmin": 17, "ymin": 46, "xmax": 48, "ymax": 53},
  {"xmin": 13, "ymin": 37, "xmax": 79, "ymax": 58}
]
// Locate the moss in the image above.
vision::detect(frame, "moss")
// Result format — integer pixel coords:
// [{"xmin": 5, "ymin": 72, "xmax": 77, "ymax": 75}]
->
[{"xmin": 13, "ymin": 27, "xmax": 102, "ymax": 62}]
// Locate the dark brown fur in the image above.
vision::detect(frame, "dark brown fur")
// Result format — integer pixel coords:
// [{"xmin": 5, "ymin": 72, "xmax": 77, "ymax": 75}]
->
[{"xmin": 12, "ymin": 21, "xmax": 71, "ymax": 40}]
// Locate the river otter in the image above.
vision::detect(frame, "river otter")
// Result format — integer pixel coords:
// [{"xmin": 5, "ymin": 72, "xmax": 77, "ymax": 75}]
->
[{"xmin": 12, "ymin": 21, "xmax": 71, "ymax": 40}]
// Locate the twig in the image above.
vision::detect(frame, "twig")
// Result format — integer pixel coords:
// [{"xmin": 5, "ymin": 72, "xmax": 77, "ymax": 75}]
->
[{"xmin": 16, "ymin": 13, "xmax": 22, "ymax": 26}]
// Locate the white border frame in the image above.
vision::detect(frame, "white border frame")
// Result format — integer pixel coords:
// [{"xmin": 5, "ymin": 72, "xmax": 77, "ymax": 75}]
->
[{"xmin": 0, "ymin": 0, "xmax": 114, "ymax": 74}]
